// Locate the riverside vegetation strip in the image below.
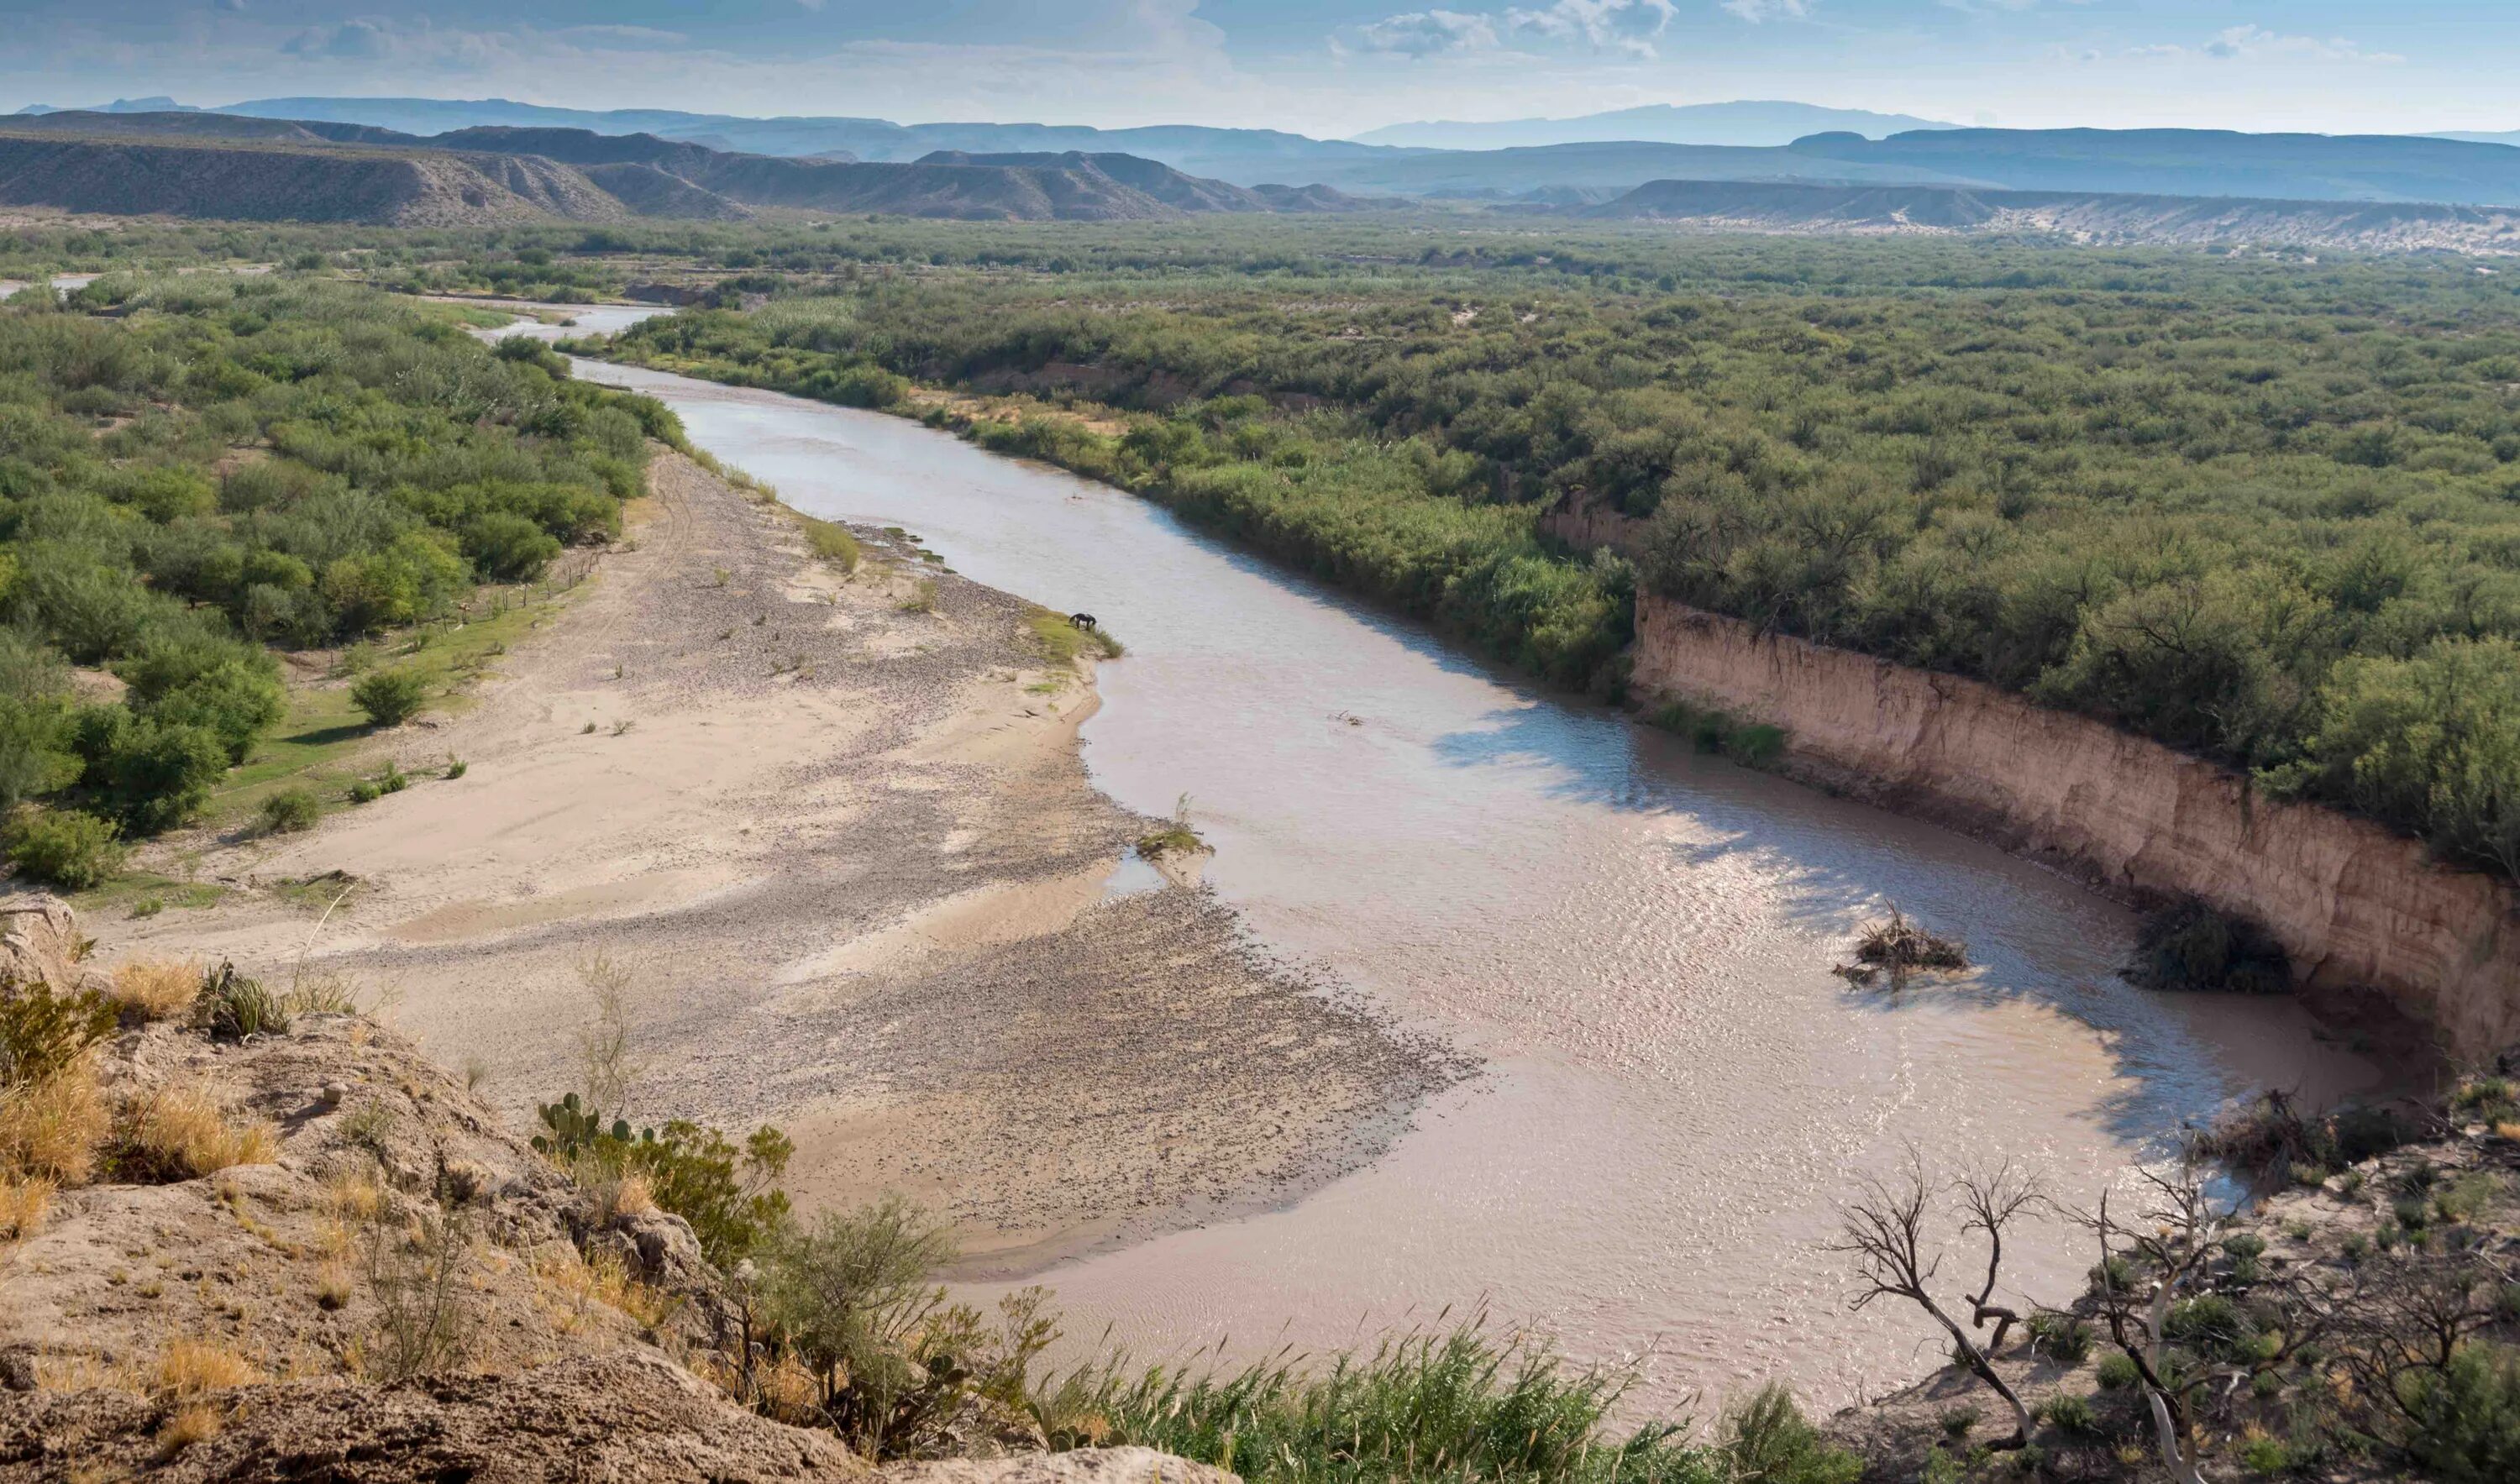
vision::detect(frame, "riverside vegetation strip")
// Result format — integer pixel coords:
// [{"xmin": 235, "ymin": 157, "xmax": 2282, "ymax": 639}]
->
[{"xmin": 580, "ymin": 225, "xmax": 2520, "ymax": 892}]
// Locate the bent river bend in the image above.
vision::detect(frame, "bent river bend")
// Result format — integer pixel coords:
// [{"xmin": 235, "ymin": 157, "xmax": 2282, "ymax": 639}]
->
[{"xmin": 499, "ymin": 304, "xmax": 2378, "ymax": 1413}]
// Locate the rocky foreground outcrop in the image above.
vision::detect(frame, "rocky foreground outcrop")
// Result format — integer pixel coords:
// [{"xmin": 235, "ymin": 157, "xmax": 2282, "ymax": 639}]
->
[{"xmin": 0, "ymin": 894, "xmax": 1228, "ymax": 1484}]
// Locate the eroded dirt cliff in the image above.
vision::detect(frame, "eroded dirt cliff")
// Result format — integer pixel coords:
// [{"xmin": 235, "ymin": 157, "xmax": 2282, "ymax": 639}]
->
[{"xmin": 1630, "ymin": 595, "xmax": 2520, "ymax": 1060}]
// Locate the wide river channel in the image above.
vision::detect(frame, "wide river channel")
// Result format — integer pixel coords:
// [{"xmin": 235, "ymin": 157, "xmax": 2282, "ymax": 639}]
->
[{"xmin": 496, "ymin": 303, "xmax": 2377, "ymax": 1413}]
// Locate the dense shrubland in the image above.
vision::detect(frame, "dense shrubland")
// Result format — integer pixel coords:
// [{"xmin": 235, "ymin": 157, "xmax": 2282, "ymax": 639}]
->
[
  {"xmin": 598, "ymin": 232, "xmax": 2520, "ymax": 879},
  {"xmin": 0, "ymin": 272, "xmax": 673, "ymax": 879}
]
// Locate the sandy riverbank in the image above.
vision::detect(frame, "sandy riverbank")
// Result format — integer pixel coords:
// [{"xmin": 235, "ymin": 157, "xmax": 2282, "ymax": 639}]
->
[{"xmin": 106, "ymin": 449, "xmax": 1454, "ymax": 1273}]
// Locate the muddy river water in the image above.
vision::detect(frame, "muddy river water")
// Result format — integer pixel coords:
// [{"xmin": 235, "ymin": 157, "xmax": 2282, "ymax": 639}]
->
[{"xmin": 499, "ymin": 304, "xmax": 2379, "ymax": 1413}]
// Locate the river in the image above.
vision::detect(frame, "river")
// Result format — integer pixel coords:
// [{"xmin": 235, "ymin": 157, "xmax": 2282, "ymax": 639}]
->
[{"xmin": 491, "ymin": 303, "xmax": 2378, "ymax": 1413}]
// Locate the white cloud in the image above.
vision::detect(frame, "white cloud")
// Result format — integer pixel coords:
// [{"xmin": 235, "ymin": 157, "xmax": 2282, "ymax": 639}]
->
[
  {"xmin": 2122, "ymin": 25, "xmax": 2404, "ymax": 66},
  {"xmin": 1505, "ymin": 0, "xmax": 1678, "ymax": 57},
  {"xmin": 1721, "ymin": 0, "xmax": 1810, "ymax": 23},
  {"xmin": 1352, "ymin": 10, "xmax": 1501, "ymax": 57},
  {"xmin": 1350, "ymin": 0, "xmax": 1680, "ymax": 60}
]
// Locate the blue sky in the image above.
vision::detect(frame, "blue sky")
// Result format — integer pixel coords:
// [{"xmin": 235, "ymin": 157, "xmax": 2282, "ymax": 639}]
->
[{"xmin": 0, "ymin": 1, "xmax": 2509, "ymax": 138}]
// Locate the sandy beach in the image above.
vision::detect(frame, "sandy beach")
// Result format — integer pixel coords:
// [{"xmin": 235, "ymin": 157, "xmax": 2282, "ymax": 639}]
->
[{"xmin": 109, "ymin": 449, "xmax": 1453, "ymax": 1274}]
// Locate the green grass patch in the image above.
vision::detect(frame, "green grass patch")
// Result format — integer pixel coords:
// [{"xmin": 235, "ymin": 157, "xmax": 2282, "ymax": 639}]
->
[
  {"xmin": 207, "ymin": 585, "xmax": 571, "ymax": 826},
  {"xmin": 71, "ymin": 871, "xmax": 227, "ymax": 918},
  {"xmin": 1646, "ymin": 699, "xmax": 1788, "ymax": 768},
  {"xmin": 1031, "ymin": 1321, "xmax": 1852, "ymax": 1484},
  {"xmin": 797, "ymin": 516, "xmax": 862, "ymax": 571},
  {"xmin": 1026, "ymin": 608, "xmax": 1123, "ymax": 663}
]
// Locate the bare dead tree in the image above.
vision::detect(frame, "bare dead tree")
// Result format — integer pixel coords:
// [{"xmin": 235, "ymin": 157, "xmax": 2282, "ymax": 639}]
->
[
  {"xmin": 1959, "ymin": 1162, "xmax": 2040, "ymax": 1356},
  {"xmin": 2076, "ymin": 1151, "xmax": 2229, "ymax": 1484},
  {"xmin": 1833, "ymin": 1156, "xmax": 2040, "ymax": 1450}
]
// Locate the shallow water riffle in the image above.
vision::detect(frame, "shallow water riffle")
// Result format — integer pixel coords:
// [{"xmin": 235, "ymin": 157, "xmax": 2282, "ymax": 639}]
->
[{"xmin": 494, "ymin": 306, "xmax": 2381, "ymax": 1413}]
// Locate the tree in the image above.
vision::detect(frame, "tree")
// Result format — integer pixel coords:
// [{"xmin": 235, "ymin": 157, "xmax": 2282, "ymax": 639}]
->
[
  {"xmin": 1833, "ymin": 1156, "xmax": 2041, "ymax": 1449},
  {"xmin": 2076, "ymin": 1151, "xmax": 2236, "ymax": 1484}
]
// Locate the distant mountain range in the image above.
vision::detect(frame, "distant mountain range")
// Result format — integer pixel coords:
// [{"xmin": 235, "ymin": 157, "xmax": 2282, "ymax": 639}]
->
[
  {"xmin": 1351, "ymin": 102, "xmax": 1957, "ymax": 150},
  {"xmin": 0, "ymin": 113, "xmax": 1377, "ymax": 225},
  {"xmin": 16, "ymin": 97, "xmax": 2520, "ymax": 209},
  {"xmin": 13, "ymin": 97, "xmax": 1410, "ymax": 187},
  {"xmin": 1786, "ymin": 129, "xmax": 2520, "ymax": 207}
]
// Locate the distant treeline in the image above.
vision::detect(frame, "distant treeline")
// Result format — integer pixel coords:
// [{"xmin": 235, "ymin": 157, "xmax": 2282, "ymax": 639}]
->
[
  {"xmin": 599, "ymin": 228, "xmax": 2520, "ymax": 881},
  {"xmin": 0, "ymin": 273, "xmax": 677, "ymax": 869}
]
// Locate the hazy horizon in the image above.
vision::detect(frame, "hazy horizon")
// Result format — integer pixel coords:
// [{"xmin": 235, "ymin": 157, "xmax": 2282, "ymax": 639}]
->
[{"xmin": 0, "ymin": 2, "xmax": 2511, "ymax": 141}]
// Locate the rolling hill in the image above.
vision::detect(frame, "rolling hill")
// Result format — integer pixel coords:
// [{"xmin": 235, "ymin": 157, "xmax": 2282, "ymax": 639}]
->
[
  {"xmin": 0, "ymin": 130, "xmax": 632, "ymax": 226},
  {"xmin": 0, "ymin": 113, "xmax": 1357, "ymax": 225}
]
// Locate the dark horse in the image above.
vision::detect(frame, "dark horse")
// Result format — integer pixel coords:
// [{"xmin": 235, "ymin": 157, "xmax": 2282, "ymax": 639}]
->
[{"xmin": 1068, "ymin": 612, "xmax": 1099, "ymax": 631}]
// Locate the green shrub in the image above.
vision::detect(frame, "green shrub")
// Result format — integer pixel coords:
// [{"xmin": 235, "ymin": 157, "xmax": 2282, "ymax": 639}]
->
[
  {"xmin": 347, "ymin": 779, "xmax": 381, "ymax": 805},
  {"xmin": 530, "ymin": 1092, "xmax": 794, "ymax": 1265},
  {"xmin": 258, "ymin": 787, "xmax": 320, "ymax": 835},
  {"xmin": 2125, "ymin": 899, "xmax": 2292, "ymax": 994},
  {"xmin": 71, "ymin": 709, "xmax": 227, "ymax": 834},
  {"xmin": 0, "ymin": 981, "xmax": 118, "ymax": 1083},
  {"xmin": 198, "ymin": 962, "xmax": 288, "ymax": 1040},
  {"xmin": 1724, "ymin": 722, "xmax": 1788, "ymax": 768},
  {"xmin": 350, "ymin": 669, "xmax": 428, "ymax": 727},
  {"xmin": 460, "ymin": 511, "xmax": 562, "ymax": 582},
  {"xmin": 759, "ymin": 1194, "xmax": 956, "ymax": 1451},
  {"xmin": 1719, "ymin": 1385, "xmax": 1864, "ymax": 1484},
  {"xmin": 799, "ymin": 517, "xmax": 861, "ymax": 572},
  {"xmin": 2166, "ymin": 1294, "xmax": 2253, "ymax": 1360},
  {"xmin": 2401, "ymin": 1343, "xmax": 2520, "ymax": 1484},
  {"xmin": 2027, "ymin": 1309, "xmax": 2095, "ymax": 1363},
  {"xmin": 2097, "ymin": 1352, "xmax": 2141, "ymax": 1391},
  {"xmin": 3, "ymin": 806, "xmax": 124, "ymax": 888},
  {"xmin": 2040, "ymin": 1392, "xmax": 2101, "ymax": 1438}
]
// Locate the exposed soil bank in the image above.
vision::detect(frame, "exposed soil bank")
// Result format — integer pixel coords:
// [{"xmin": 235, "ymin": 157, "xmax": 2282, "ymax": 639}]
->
[
  {"xmin": 110, "ymin": 450, "xmax": 1448, "ymax": 1273},
  {"xmin": 1629, "ymin": 593, "xmax": 2520, "ymax": 1062}
]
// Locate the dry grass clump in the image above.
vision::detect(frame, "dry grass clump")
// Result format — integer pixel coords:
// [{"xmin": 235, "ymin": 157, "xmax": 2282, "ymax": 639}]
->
[
  {"xmin": 152, "ymin": 1338, "xmax": 261, "ymax": 1397},
  {"xmin": 155, "ymin": 1404, "xmax": 223, "ymax": 1455},
  {"xmin": 108, "ymin": 958, "xmax": 203, "ymax": 1024},
  {"xmin": 108, "ymin": 1079, "xmax": 278, "ymax": 1182},
  {"xmin": 536, "ymin": 1245, "xmax": 679, "ymax": 1334},
  {"xmin": 0, "ymin": 1059, "xmax": 107, "ymax": 1186},
  {"xmin": 611, "ymin": 1171, "xmax": 657, "ymax": 1216},
  {"xmin": 0, "ymin": 1172, "xmax": 53, "ymax": 1240}
]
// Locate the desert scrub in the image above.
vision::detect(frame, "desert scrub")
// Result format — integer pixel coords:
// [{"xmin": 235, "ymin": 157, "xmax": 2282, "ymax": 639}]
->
[
  {"xmin": 2126, "ymin": 898, "xmax": 2292, "ymax": 994},
  {"xmin": 257, "ymin": 786, "xmax": 321, "ymax": 835},
  {"xmin": 3, "ymin": 807, "xmax": 125, "ymax": 889},
  {"xmin": 106, "ymin": 1078, "xmax": 276, "ymax": 1182},
  {"xmin": 349, "ymin": 668, "xmax": 429, "ymax": 727},
  {"xmin": 799, "ymin": 516, "xmax": 862, "ymax": 572},
  {"xmin": 531, "ymin": 1091, "xmax": 795, "ymax": 1266}
]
